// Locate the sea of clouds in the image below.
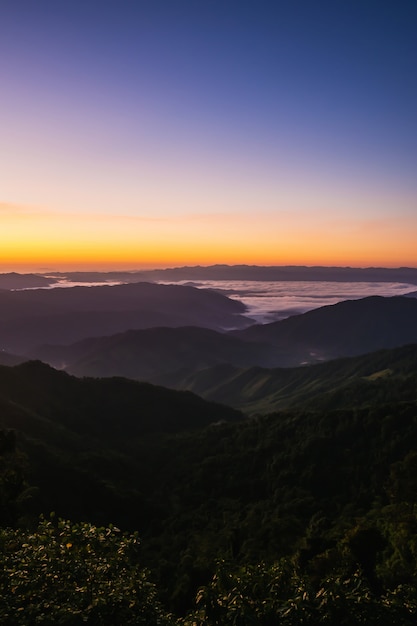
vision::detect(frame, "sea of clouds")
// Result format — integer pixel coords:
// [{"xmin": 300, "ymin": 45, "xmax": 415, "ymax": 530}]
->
[
  {"xmin": 168, "ymin": 280, "xmax": 417, "ymax": 324},
  {"xmin": 27, "ymin": 277, "xmax": 417, "ymax": 326}
]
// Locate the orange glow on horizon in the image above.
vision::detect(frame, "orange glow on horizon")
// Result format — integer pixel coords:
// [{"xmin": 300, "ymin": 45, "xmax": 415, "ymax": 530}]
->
[
  {"xmin": 2, "ymin": 246, "xmax": 417, "ymax": 273},
  {"xmin": 1, "ymin": 203, "xmax": 417, "ymax": 272},
  {"xmin": 2, "ymin": 242, "xmax": 417, "ymax": 272}
]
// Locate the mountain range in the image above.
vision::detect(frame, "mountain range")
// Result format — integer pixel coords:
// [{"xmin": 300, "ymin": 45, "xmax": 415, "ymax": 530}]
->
[
  {"xmin": 0, "ymin": 281, "xmax": 250, "ymax": 354},
  {"xmin": 0, "ymin": 272, "xmax": 56, "ymax": 290},
  {"xmin": 25, "ymin": 296, "xmax": 417, "ymax": 407},
  {"xmin": 234, "ymin": 295, "xmax": 417, "ymax": 358},
  {"xmin": 49, "ymin": 264, "xmax": 417, "ymax": 284},
  {"xmin": 4, "ymin": 265, "xmax": 417, "ymax": 289},
  {"xmin": 2, "ymin": 273, "xmax": 417, "ymax": 618}
]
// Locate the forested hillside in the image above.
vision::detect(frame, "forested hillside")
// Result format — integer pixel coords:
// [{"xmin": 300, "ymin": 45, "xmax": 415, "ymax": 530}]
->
[
  {"xmin": 167, "ymin": 343, "xmax": 417, "ymax": 414},
  {"xmin": 1, "ymin": 352, "xmax": 417, "ymax": 623},
  {"xmin": 0, "ymin": 361, "xmax": 241, "ymax": 529}
]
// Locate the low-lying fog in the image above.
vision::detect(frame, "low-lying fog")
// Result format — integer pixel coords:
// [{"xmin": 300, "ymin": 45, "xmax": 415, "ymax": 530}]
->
[
  {"xmin": 16, "ymin": 277, "xmax": 417, "ymax": 325},
  {"xmin": 159, "ymin": 280, "xmax": 416, "ymax": 323}
]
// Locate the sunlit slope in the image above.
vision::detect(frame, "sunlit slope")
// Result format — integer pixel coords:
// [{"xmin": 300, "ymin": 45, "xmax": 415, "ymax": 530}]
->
[{"xmin": 171, "ymin": 344, "xmax": 417, "ymax": 414}]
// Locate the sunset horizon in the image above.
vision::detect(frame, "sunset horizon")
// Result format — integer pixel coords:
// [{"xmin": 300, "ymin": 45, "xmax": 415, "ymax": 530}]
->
[{"xmin": 2, "ymin": 1, "xmax": 416, "ymax": 274}]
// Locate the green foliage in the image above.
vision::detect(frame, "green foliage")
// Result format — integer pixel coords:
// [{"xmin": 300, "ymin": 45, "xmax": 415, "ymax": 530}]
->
[
  {"xmin": 180, "ymin": 559, "xmax": 417, "ymax": 626},
  {"xmin": 180, "ymin": 343, "xmax": 417, "ymax": 415},
  {"xmin": 2, "ymin": 517, "xmax": 417, "ymax": 626},
  {"xmin": 0, "ymin": 516, "xmax": 172, "ymax": 625},
  {"xmin": 184, "ymin": 559, "xmax": 303, "ymax": 625},
  {"xmin": 2, "ymin": 358, "xmax": 417, "ymax": 618}
]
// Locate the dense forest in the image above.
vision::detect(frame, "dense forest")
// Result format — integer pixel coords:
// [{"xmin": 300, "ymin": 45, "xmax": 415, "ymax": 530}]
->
[{"xmin": 1, "ymin": 341, "xmax": 417, "ymax": 623}]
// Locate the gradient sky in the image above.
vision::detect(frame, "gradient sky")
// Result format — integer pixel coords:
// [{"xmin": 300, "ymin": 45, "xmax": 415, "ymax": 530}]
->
[{"xmin": 1, "ymin": 0, "xmax": 416, "ymax": 270}]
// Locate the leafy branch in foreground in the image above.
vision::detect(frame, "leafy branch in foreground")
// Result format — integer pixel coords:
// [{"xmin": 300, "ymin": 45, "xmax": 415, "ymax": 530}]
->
[
  {"xmin": 0, "ymin": 516, "xmax": 172, "ymax": 625},
  {"xmin": 179, "ymin": 559, "xmax": 417, "ymax": 626}
]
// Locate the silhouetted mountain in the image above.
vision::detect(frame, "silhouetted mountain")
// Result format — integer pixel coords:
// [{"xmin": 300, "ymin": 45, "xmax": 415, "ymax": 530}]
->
[
  {"xmin": 0, "ymin": 272, "xmax": 56, "ymax": 290},
  {"xmin": 0, "ymin": 351, "xmax": 26, "ymax": 367},
  {"xmin": 31, "ymin": 265, "xmax": 417, "ymax": 287},
  {"xmin": 0, "ymin": 282, "xmax": 251, "ymax": 353},
  {"xmin": 0, "ymin": 360, "xmax": 242, "ymax": 527},
  {"xmin": 31, "ymin": 326, "xmax": 292, "ymax": 378},
  {"xmin": 0, "ymin": 360, "xmax": 242, "ymax": 438},
  {"xmin": 97, "ymin": 264, "xmax": 417, "ymax": 284},
  {"xmin": 50, "ymin": 271, "xmax": 148, "ymax": 283},
  {"xmin": 29, "ymin": 295, "xmax": 417, "ymax": 388},
  {"xmin": 235, "ymin": 296, "xmax": 417, "ymax": 361}
]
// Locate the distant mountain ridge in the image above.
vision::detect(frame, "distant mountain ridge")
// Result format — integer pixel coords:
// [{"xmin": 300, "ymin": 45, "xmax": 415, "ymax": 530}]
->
[
  {"xmin": 235, "ymin": 295, "xmax": 417, "ymax": 359},
  {"xmin": 0, "ymin": 272, "xmax": 56, "ymax": 290},
  {"xmin": 31, "ymin": 326, "xmax": 291, "ymax": 378},
  {"xmin": 29, "ymin": 296, "xmax": 417, "ymax": 390},
  {"xmin": 2, "ymin": 265, "xmax": 416, "ymax": 289},
  {"xmin": 49, "ymin": 264, "xmax": 417, "ymax": 284},
  {"xmin": 0, "ymin": 281, "xmax": 251, "ymax": 353},
  {"xmin": 138, "ymin": 264, "xmax": 417, "ymax": 284}
]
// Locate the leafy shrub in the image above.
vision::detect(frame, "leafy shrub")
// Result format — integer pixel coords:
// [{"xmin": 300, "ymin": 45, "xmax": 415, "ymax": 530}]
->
[
  {"xmin": 0, "ymin": 516, "xmax": 172, "ymax": 625},
  {"xmin": 180, "ymin": 559, "xmax": 417, "ymax": 626}
]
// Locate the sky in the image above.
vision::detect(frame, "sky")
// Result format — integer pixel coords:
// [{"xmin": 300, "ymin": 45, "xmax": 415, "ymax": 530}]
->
[{"xmin": 1, "ymin": 0, "xmax": 417, "ymax": 271}]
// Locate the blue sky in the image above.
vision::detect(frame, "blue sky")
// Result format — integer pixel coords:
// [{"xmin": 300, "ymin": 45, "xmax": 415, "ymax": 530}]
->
[{"xmin": 1, "ymin": 0, "xmax": 416, "ymax": 269}]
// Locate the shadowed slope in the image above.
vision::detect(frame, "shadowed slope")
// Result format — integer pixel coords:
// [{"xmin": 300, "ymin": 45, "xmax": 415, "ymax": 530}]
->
[
  {"xmin": 235, "ymin": 296, "xmax": 417, "ymax": 361},
  {"xmin": 31, "ymin": 326, "xmax": 291, "ymax": 378},
  {"xmin": 0, "ymin": 282, "xmax": 251, "ymax": 353}
]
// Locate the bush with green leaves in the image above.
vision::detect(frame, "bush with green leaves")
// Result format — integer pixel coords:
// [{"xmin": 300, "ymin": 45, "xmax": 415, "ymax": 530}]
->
[
  {"xmin": 180, "ymin": 558, "xmax": 417, "ymax": 626},
  {"xmin": 0, "ymin": 516, "xmax": 172, "ymax": 625}
]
